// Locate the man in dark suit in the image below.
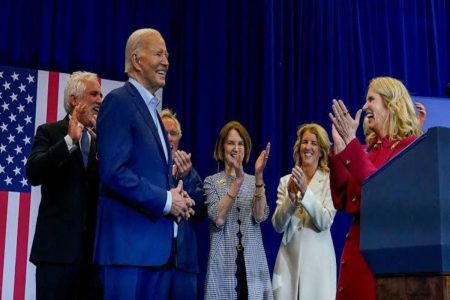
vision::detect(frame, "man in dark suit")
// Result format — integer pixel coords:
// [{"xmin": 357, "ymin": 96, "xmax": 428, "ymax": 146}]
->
[
  {"xmin": 26, "ymin": 71, "xmax": 103, "ymax": 300},
  {"xmin": 160, "ymin": 108, "xmax": 206, "ymax": 299},
  {"xmin": 94, "ymin": 28, "xmax": 195, "ymax": 299}
]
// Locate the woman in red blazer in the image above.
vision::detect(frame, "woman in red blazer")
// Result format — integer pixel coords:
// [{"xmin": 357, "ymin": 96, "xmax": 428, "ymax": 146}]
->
[{"xmin": 328, "ymin": 77, "xmax": 423, "ymax": 300}]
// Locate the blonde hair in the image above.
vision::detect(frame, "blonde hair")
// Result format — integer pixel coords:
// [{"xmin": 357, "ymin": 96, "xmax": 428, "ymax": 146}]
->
[
  {"xmin": 213, "ymin": 121, "xmax": 252, "ymax": 164},
  {"xmin": 63, "ymin": 71, "xmax": 98, "ymax": 113},
  {"xmin": 293, "ymin": 123, "xmax": 330, "ymax": 173},
  {"xmin": 124, "ymin": 28, "xmax": 162, "ymax": 74},
  {"xmin": 367, "ymin": 77, "xmax": 422, "ymax": 145},
  {"xmin": 362, "ymin": 116, "xmax": 374, "ymax": 144},
  {"xmin": 160, "ymin": 108, "xmax": 182, "ymax": 137}
]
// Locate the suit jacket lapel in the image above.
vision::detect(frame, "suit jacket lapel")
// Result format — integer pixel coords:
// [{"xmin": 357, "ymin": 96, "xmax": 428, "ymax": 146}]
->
[{"xmin": 125, "ymin": 82, "xmax": 169, "ymax": 165}]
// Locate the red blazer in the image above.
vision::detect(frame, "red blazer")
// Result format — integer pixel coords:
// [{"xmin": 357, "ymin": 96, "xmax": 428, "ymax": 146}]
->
[{"xmin": 329, "ymin": 136, "xmax": 416, "ymax": 300}]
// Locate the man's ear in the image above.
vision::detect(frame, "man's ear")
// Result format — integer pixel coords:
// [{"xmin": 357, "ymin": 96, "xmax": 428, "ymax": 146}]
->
[
  {"xmin": 131, "ymin": 53, "xmax": 141, "ymax": 71},
  {"xmin": 69, "ymin": 95, "xmax": 78, "ymax": 111}
]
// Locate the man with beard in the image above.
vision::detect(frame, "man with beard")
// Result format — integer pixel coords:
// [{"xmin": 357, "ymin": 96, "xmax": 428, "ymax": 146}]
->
[{"xmin": 26, "ymin": 71, "xmax": 103, "ymax": 300}]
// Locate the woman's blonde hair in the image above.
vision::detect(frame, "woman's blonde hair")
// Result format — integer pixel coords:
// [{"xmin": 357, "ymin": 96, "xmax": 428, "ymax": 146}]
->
[
  {"xmin": 293, "ymin": 123, "xmax": 330, "ymax": 173},
  {"xmin": 366, "ymin": 77, "xmax": 422, "ymax": 145}
]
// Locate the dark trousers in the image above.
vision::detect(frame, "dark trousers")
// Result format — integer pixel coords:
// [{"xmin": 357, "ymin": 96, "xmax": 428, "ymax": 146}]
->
[
  {"xmin": 35, "ymin": 262, "xmax": 102, "ymax": 300},
  {"xmin": 170, "ymin": 269, "xmax": 197, "ymax": 300},
  {"xmin": 101, "ymin": 238, "xmax": 184, "ymax": 300},
  {"xmin": 100, "ymin": 267, "xmax": 198, "ymax": 300}
]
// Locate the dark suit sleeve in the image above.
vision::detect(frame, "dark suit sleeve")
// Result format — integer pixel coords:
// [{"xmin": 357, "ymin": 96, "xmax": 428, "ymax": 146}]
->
[
  {"xmin": 179, "ymin": 168, "xmax": 206, "ymax": 221},
  {"xmin": 26, "ymin": 123, "xmax": 73, "ymax": 186}
]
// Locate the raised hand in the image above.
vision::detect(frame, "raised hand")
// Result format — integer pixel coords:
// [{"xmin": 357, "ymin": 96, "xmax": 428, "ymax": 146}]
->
[
  {"xmin": 173, "ymin": 150, "xmax": 193, "ymax": 179},
  {"xmin": 229, "ymin": 150, "xmax": 245, "ymax": 181},
  {"xmin": 68, "ymin": 105, "xmax": 85, "ymax": 142},
  {"xmin": 331, "ymin": 124, "xmax": 346, "ymax": 154},
  {"xmin": 329, "ymin": 99, "xmax": 362, "ymax": 145},
  {"xmin": 415, "ymin": 102, "xmax": 426, "ymax": 128},
  {"xmin": 287, "ymin": 166, "xmax": 307, "ymax": 203},
  {"xmin": 255, "ymin": 142, "xmax": 271, "ymax": 176}
]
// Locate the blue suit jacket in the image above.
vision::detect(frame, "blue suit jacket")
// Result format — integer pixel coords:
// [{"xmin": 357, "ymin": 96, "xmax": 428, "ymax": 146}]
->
[{"xmin": 94, "ymin": 82, "xmax": 174, "ymax": 266}]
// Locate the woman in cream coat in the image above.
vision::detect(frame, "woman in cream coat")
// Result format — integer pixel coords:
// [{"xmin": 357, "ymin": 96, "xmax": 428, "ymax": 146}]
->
[{"xmin": 272, "ymin": 123, "xmax": 336, "ymax": 300}]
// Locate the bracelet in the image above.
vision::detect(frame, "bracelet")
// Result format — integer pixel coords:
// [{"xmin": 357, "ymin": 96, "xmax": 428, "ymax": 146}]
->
[
  {"xmin": 254, "ymin": 193, "xmax": 265, "ymax": 199},
  {"xmin": 226, "ymin": 191, "xmax": 237, "ymax": 200},
  {"xmin": 255, "ymin": 183, "xmax": 265, "ymax": 188}
]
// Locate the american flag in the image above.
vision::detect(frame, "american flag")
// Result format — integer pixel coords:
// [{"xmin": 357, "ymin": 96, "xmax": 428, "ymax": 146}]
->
[{"xmin": 0, "ymin": 66, "xmax": 122, "ymax": 300}]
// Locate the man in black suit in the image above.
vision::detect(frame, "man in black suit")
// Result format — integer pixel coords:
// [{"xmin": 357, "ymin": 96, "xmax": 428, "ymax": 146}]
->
[{"xmin": 26, "ymin": 71, "xmax": 103, "ymax": 300}]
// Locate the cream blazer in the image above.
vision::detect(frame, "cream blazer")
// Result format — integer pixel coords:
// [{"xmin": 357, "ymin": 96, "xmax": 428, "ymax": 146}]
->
[{"xmin": 272, "ymin": 170, "xmax": 336, "ymax": 300}]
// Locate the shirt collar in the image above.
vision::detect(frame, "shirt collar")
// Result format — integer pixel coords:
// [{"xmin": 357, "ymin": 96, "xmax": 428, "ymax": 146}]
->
[{"xmin": 128, "ymin": 78, "xmax": 160, "ymax": 111}]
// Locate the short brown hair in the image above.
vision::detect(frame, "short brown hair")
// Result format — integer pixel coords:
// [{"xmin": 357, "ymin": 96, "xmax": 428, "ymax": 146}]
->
[{"xmin": 213, "ymin": 121, "xmax": 252, "ymax": 164}]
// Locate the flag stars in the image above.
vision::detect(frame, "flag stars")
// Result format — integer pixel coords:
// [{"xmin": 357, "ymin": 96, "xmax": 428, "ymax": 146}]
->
[
  {"xmin": 0, "ymin": 71, "xmax": 3, "ymax": 78},
  {"xmin": 21, "ymin": 177, "xmax": 28, "ymax": 187},
  {"xmin": 25, "ymin": 95, "xmax": 33, "ymax": 103},
  {"xmin": 10, "ymin": 93, "xmax": 18, "ymax": 101},
  {"xmin": 23, "ymin": 136, "xmax": 31, "ymax": 145},
  {"xmin": 24, "ymin": 115, "xmax": 32, "ymax": 124},
  {"xmin": 11, "ymin": 72, "xmax": 19, "ymax": 81},
  {"xmin": 1, "ymin": 123, "xmax": 8, "ymax": 131},
  {"xmin": 4, "ymin": 176, "xmax": 12, "ymax": 185},
  {"xmin": 0, "ymin": 164, "xmax": 4, "ymax": 173},
  {"xmin": 16, "ymin": 124, "xmax": 24, "ymax": 134},
  {"xmin": 2, "ymin": 81, "xmax": 11, "ymax": 90},
  {"xmin": 17, "ymin": 104, "xmax": 25, "ymax": 113},
  {"xmin": 13, "ymin": 166, "xmax": 21, "ymax": 176},
  {"xmin": 2, "ymin": 102, "xmax": 9, "ymax": 111},
  {"xmin": 0, "ymin": 144, "xmax": 6, "ymax": 152},
  {"xmin": 14, "ymin": 145, "xmax": 23, "ymax": 154},
  {"xmin": 18, "ymin": 83, "xmax": 26, "ymax": 92},
  {"xmin": 8, "ymin": 113, "xmax": 17, "ymax": 122},
  {"xmin": 7, "ymin": 133, "xmax": 15, "ymax": 143},
  {"xmin": 21, "ymin": 156, "xmax": 27, "ymax": 165},
  {"xmin": 26, "ymin": 74, "xmax": 34, "ymax": 83},
  {"xmin": 6, "ymin": 154, "xmax": 14, "ymax": 164}
]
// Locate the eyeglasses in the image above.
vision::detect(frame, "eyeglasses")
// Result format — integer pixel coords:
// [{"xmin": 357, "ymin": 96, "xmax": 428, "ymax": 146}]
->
[{"xmin": 167, "ymin": 130, "xmax": 180, "ymax": 137}]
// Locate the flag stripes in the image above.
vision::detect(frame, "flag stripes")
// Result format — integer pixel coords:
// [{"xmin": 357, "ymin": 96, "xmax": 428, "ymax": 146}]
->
[{"xmin": 0, "ymin": 66, "xmax": 123, "ymax": 299}]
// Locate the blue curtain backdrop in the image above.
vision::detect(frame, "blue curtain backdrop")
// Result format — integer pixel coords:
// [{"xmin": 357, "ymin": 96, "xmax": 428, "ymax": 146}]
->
[{"xmin": 1, "ymin": 0, "xmax": 449, "ymax": 297}]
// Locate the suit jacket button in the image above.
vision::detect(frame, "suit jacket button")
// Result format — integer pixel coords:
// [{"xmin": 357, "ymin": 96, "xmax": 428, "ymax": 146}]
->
[
  {"xmin": 345, "ymin": 232, "xmax": 350, "ymax": 239},
  {"xmin": 338, "ymin": 287, "xmax": 344, "ymax": 293},
  {"xmin": 345, "ymin": 159, "xmax": 350, "ymax": 165},
  {"xmin": 351, "ymin": 197, "xmax": 356, "ymax": 202},
  {"xmin": 341, "ymin": 259, "xmax": 346, "ymax": 266}
]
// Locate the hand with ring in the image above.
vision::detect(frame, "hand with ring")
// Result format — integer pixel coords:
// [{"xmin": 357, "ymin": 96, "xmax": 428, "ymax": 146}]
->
[{"xmin": 328, "ymin": 99, "xmax": 362, "ymax": 145}]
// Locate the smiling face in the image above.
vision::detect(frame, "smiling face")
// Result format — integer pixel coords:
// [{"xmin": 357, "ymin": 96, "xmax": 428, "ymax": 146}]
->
[
  {"xmin": 132, "ymin": 32, "xmax": 169, "ymax": 94},
  {"xmin": 70, "ymin": 78, "xmax": 102, "ymax": 126},
  {"xmin": 363, "ymin": 87, "xmax": 390, "ymax": 138},
  {"xmin": 223, "ymin": 129, "xmax": 245, "ymax": 167},
  {"xmin": 298, "ymin": 130, "xmax": 321, "ymax": 169}
]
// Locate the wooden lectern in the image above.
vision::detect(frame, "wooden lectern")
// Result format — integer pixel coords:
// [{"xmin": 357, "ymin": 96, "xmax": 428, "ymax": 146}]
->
[{"xmin": 361, "ymin": 127, "xmax": 450, "ymax": 300}]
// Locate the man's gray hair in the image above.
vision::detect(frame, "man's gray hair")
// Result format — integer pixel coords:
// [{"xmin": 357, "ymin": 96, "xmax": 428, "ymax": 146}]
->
[
  {"xmin": 63, "ymin": 71, "xmax": 98, "ymax": 113},
  {"xmin": 124, "ymin": 28, "xmax": 161, "ymax": 74}
]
